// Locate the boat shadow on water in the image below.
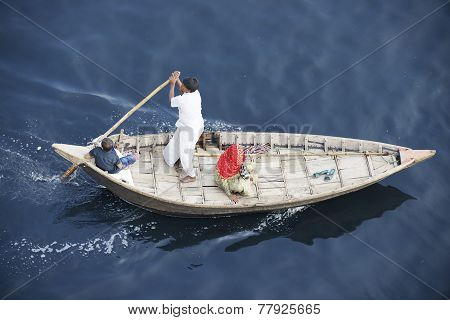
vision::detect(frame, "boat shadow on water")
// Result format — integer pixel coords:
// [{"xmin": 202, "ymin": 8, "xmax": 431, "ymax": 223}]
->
[{"xmin": 57, "ymin": 183, "xmax": 415, "ymax": 252}]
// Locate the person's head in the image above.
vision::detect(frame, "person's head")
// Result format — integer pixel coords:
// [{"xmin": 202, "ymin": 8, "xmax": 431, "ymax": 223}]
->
[
  {"xmin": 101, "ymin": 138, "xmax": 114, "ymax": 151},
  {"xmin": 180, "ymin": 77, "xmax": 199, "ymax": 93}
]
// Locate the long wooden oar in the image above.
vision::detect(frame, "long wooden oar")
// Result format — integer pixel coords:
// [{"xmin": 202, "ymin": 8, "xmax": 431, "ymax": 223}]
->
[
  {"xmin": 61, "ymin": 79, "xmax": 170, "ymax": 180},
  {"xmin": 101, "ymin": 79, "xmax": 170, "ymax": 139}
]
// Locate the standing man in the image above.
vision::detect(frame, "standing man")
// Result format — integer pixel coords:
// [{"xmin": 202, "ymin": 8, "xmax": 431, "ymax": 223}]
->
[{"xmin": 163, "ymin": 71, "xmax": 204, "ymax": 183}]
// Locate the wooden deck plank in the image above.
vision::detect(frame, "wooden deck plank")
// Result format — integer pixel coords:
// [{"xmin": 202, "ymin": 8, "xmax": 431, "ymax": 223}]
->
[
  {"xmin": 204, "ymin": 191, "xmax": 231, "ymax": 202},
  {"xmin": 156, "ymin": 181, "xmax": 179, "ymax": 194},
  {"xmin": 337, "ymin": 155, "xmax": 368, "ymax": 169},
  {"xmin": 155, "ymin": 174, "xmax": 179, "ymax": 182},
  {"xmin": 182, "ymin": 188, "xmax": 203, "ymax": 196},
  {"xmin": 288, "ymin": 186, "xmax": 311, "ymax": 197},
  {"xmin": 184, "ymin": 195, "xmax": 204, "ymax": 204},
  {"xmin": 238, "ymin": 197, "xmax": 258, "ymax": 205},
  {"xmin": 371, "ymin": 155, "xmax": 396, "ymax": 170},
  {"xmin": 258, "ymin": 181, "xmax": 285, "ymax": 189},
  {"xmin": 258, "ymin": 175, "xmax": 285, "ymax": 182},
  {"xmin": 259, "ymin": 188, "xmax": 285, "ymax": 197},
  {"xmin": 198, "ymin": 157, "xmax": 218, "ymax": 165},
  {"xmin": 313, "ymin": 182, "xmax": 341, "ymax": 194},
  {"xmin": 205, "ymin": 146, "xmax": 222, "ymax": 154},
  {"xmin": 306, "ymin": 158, "xmax": 337, "ymax": 173},
  {"xmin": 256, "ymin": 166, "xmax": 283, "ymax": 176},
  {"xmin": 201, "ymin": 174, "xmax": 218, "ymax": 187},
  {"xmin": 285, "ymin": 176, "xmax": 309, "ymax": 186},
  {"xmin": 374, "ymin": 165, "xmax": 393, "ymax": 176},
  {"xmin": 132, "ymin": 174, "xmax": 155, "ymax": 186},
  {"xmin": 283, "ymin": 168, "xmax": 308, "ymax": 178},
  {"xmin": 141, "ymin": 150, "xmax": 151, "ymax": 162},
  {"xmin": 154, "ymin": 165, "xmax": 178, "ymax": 176},
  {"xmin": 282, "ymin": 158, "xmax": 308, "ymax": 177},
  {"xmin": 254, "ymin": 157, "xmax": 281, "ymax": 165},
  {"xmin": 340, "ymin": 167, "xmax": 370, "ymax": 180},
  {"xmin": 199, "ymin": 164, "xmax": 216, "ymax": 174},
  {"xmin": 180, "ymin": 179, "xmax": 202, "ymax": 188}
]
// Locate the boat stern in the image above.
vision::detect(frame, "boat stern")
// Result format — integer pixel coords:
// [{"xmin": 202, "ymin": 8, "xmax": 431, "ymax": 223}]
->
[{"xmin": 52, "ymin": 143, "xmax": 91, "ymax": 164}]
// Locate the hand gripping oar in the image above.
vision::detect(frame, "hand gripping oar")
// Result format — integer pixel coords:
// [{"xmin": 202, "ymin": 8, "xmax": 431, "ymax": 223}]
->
[{"xmin": 61, "ymin": 79, "xmax": 170, "ymax": 180}]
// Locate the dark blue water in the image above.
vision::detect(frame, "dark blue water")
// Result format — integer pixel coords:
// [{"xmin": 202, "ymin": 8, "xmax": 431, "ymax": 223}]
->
[{"xmin": 0, "ymin": 0, "xmax": 449, "ymax": 299}]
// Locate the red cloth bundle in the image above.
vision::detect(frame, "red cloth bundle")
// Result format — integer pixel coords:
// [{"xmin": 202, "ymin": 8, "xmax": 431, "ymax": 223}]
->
[{"xmin": 216, "ymin": 144, "xmax": 246, "ymax": 180}]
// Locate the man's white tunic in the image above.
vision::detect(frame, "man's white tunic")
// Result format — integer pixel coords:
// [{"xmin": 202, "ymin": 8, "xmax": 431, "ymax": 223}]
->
[{"xmin": 163, "ymin": 91, "xmax": 204, "ymax": 177}]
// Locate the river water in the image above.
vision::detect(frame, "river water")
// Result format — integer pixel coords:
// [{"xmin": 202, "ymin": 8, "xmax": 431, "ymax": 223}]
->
[{"xmin": 0, "ymin": 0, "xmax": 449, "ymax": 299}]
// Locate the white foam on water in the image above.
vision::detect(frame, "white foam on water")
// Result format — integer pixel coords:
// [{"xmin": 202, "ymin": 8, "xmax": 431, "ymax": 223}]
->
[
  {"xmin": 0, "ymin": 142, "xmax": 84, "ymax": 204},
  {"xmin": 104, "ymin": 232, "xmax": 124, "ymax": 254},
  {"xmin": 285, "ymin": 206, "xmax": 308, "ymax": 216},
  {"xmin": 7, "ymin": 228, "xmax": 134, "ymax": 268},
  {"xmin": 214, "ymin": 231, "xmax": 257, "ymax": 243},
  {"xmin": 204, "ymin": 119, "xmax": 241, "ymax": 132},
  {"xmin": 56, "ymin": 243, "xmax": 75, "ymax": 253},
  {"xmin": 31, "ymin": 241, "xmax": 58, "ymax": 254},
  {"xmin": 254, "ymin": 206, "xmax": 308, "ymax": 232},
  {"xmin": 30, "ymin": 172, "xmax": 60, "ymax": 183}
]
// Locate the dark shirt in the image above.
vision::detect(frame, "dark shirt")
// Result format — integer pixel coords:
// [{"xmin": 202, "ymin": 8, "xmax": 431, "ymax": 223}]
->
[{"xmin": 89, "ymin": 147, "xmax": 120, "ymax": 174}]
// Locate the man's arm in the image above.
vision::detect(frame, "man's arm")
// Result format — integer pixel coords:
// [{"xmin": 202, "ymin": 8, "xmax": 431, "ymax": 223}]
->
[
  {"xmin": 168, "ymin": 71, "xmax": 180, "ymax": 104},
  {"xmin": 84, "ymin": 147, "xmax": 96, "ymax": 160},
  {"xmin": 176, "ymin": 78, "xmax": 182, "ymax": 90}
]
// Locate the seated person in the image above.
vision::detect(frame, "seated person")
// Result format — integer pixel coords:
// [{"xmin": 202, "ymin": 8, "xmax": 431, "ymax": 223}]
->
[
  {"xmin": 84, "ymin": 137, "xmax": 136, "ymax": 173},
  {"xmin": 215, "ymin": 144, "xmax": 257, "ymax": 203}
]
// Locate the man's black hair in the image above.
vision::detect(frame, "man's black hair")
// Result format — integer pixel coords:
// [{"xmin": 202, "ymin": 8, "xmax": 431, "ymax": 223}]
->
[
  {"xmin": 182, "ymin": 77, "xmax": 199, "ymax": 92},
  {"xmin": 101, "ymin": 138, "xmax": 114, "ymax": 151}
]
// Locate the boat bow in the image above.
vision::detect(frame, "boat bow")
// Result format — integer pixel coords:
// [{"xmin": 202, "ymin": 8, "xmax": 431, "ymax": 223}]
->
[{"xmin": 400, "ymin": 149, "xmax": 436, "ymax": 165}]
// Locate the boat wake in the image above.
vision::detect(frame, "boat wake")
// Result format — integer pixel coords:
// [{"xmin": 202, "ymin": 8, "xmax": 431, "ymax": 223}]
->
[
  {"xmin": 253, "ymin": 206, "xmax": 308, "ymax": 233},
  {"xmin": 0, "ymin": 132, "xmax": 90, "ymax": 206},
  {"xmin": 1, "ymin": 230, "xmax": 134, "ymax": 277}
]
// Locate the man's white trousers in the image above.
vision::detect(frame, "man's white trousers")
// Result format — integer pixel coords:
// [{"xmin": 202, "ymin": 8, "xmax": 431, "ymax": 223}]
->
[{"xmin": 163, "ymin": 125, "xmax": 204, "ymax": 177}]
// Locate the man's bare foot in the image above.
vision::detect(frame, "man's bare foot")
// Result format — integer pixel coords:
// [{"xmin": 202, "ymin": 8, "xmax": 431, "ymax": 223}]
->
[
  {"xmin": 180, "ymin": 175, "xmax": 196, "ymax": 183},
  {"xmin": 229, "ymin": 194, "xmax": 240, "ymax": 203}
]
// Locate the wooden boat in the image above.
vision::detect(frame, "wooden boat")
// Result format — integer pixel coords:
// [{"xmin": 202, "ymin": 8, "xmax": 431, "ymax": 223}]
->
[{"xmin": 52, "ymin": 131, "xmax": 435, "ymax": 217}]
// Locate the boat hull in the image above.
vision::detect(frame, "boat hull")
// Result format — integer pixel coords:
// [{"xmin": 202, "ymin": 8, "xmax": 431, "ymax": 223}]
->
[
  {"xmin": 78, "ymin": 156, "xmax": 415, "ymax": 217},
  {"xmin": 54, "ymin": 131, "xmax": 435, "ymax": 217}
]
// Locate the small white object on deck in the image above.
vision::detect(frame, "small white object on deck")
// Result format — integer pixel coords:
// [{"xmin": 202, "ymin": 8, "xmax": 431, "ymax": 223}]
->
[{"xmin": 110, "ymin": 149, "xmax": 135, "ymax": 187}]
